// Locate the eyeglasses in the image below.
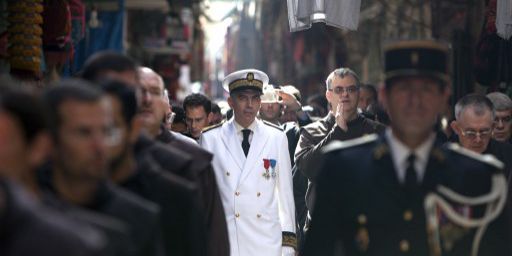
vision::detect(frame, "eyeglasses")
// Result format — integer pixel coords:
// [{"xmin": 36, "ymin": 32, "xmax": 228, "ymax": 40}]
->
[
  {"xmin": 329, "ymin": 85, "xmax": 360, "ymax": 95},
  {"xmin": 495, "ymin": 115, "xmax": 512, "ymax": 124},
  {"xmin": 460, "ymin": 129, "xmax": 492, "ymax": 140}
]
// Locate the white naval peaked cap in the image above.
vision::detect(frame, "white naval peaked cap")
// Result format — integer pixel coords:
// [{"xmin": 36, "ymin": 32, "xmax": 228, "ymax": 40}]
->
[
  {"xmin": 261, "ymin": 84, "xmax": 279, "ymax": 103},
  {"xmin": 222, "ymin": 69, "xmax": 269, "ymax": 94}
]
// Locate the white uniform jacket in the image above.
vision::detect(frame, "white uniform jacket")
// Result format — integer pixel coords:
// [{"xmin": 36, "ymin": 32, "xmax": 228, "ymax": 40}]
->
[{"xmin": 200, "ymin": 118, "xmax": 296, "ymax": 256}]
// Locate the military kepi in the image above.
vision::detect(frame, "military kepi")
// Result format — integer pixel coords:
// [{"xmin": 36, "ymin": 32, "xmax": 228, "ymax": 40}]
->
[
  {"xmin": 223, "ymin": 69, "xmax": 269, "ymax": 94},
  {"xmin": 384, "ymin": 40, "xmax": 449, "ymax": 84}
]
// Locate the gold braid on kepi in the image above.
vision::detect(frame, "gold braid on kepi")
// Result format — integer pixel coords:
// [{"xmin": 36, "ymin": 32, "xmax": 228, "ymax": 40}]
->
[
  {"xmin": 282, "ymin": 231, "xmax": 297, "ymax": 250},
  {"xmin": 222, "ymin": 69, "xmax": 269, "ymax": 94}
]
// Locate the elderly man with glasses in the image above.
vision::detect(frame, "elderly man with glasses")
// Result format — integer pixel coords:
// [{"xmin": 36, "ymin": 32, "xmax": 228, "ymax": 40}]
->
[
  {"xmin": 450, "ymin": 93, "xmax": 512, "ymax": 177},
  {"xmin": 487, "ymin": 92, "xmax": 512, "ymax": 144}
]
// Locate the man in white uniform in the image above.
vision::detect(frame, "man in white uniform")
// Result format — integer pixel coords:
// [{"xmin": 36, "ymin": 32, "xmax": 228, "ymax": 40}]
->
[{"xmin": 200, "ymin": 69, "xmax": 296, "ymax": 256}]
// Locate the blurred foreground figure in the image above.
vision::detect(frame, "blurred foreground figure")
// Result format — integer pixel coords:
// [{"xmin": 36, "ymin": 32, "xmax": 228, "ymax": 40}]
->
[{"xmin": 302, "ymin": 40, "xmax": 511, "ymax": 256}]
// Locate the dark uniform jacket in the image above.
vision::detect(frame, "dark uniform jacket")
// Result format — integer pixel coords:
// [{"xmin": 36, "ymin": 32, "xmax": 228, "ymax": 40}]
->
[
  {"xmin": 121, "ymin": 152, "xmax": 207, "ymax": 256},
  {"xmin": 38, "ymin": 168, "xmax": 164, "ymax": 256},
  {"xmin": 0, "ymin": 179, "xmax": 106, "ymax": 256},
  {"xmin": 483, "ymin": 139, "xmax": 512, "ymax": 178},
  {"xmin": 302, "ymin": 134, "xmax": 511, "ymax": 256},
  {"xmin": 156, "ymin": 127, "xmax": 230, "ymax": 256}
]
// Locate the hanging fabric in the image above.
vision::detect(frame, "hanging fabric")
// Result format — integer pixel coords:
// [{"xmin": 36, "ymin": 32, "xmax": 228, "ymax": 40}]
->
[
  {"xmin": 286, "ymin": 0, "xmax": 361, "ymax": 32},
  {"xmin": 496, "ymin": 0, "xmax": 512, "ymax": 39}
]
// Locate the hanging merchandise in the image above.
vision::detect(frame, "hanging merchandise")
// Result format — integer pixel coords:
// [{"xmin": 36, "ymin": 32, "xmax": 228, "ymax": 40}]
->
[
  {"xmin": 496, "ymin": 0, "xmax": 512, "ymax": 39},
  {"xmin": 42, "ymin": 0, "xmax": 72, "ymax": 69},
  {"xmin": 286, "ymin": 0, "xmax": 361, "ymax": 32},
  {"xmin": 474, "ymin": 0, "xmax": 512, "ymax": 86},
  {"xmin": 7, "ymin": 0, "xmax": 44, "ymax": 78}
]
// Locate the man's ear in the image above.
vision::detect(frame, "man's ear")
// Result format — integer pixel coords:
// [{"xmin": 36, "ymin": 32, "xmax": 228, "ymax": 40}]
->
[
  {"xmin": 28, "ymin": 133, "xmax": 52, "ymax": 169},
  {"xmin": 227, "ymin": 96, "xmax": 233, "ymax": 108},
  {"xmin": 450, "ymin": 120, "xmax": 460, "ymax": 135},
  {"xmin": 129, "ymin": 117, "xmax": 144, "ymax": 143}
]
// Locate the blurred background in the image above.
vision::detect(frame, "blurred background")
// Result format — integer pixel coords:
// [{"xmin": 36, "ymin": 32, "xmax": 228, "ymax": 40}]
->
[{"xmin": 0, "ymin": 0, "xmax": 510, "ymax": 105}]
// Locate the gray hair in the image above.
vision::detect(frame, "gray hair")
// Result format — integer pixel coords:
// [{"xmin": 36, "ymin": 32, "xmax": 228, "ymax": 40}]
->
[
  {"xmin": 486, "ymin": 92, "xmax": 512, "ymax": 111},
  {"xmin": 325, "ymin": 68, "xmax": 360, "ymax": 90},
  {"xmin": 454, "ymin": 93, "xmax": 495, "ymax": 120}
]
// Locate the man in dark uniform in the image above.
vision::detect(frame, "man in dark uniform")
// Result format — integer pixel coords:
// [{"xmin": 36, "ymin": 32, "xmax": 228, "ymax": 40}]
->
[
  {"xmin": 294, "ymin": 68, "xmax": 385, "ymax": 245},
  {"xmin": 102, "ymin": 80, "xmax": 207, "ymax": 256},
  {"xmin": 40, "ymin": 80, "xmax": 164, "ymax": 256},
  {"xmin": 302, "ymin": 40, "xmax": 511, "ymax": 256}
]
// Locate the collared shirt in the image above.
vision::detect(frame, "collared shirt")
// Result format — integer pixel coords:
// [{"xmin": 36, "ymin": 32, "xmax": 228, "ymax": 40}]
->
[
  {"xmin": 233, "ymin": 119, "xmax": 257, "ymax": 144},
  {"xmin": 385, "ymin": 128, "xmax": 436, "ymax": 184}
]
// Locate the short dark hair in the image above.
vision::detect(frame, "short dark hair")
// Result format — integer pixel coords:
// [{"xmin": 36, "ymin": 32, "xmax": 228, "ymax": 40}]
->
[
  {"xmin": 183, "ymin": 93, "xmax": 212, "ymax": 114},
  {"xmin": 0, "ymin": 76, "xmax": 48, "ymax": 143},
  {"xmin": 454, "ymin": 93, "xmax": 495, "ymax": 120},
  {"xmin": 43, "ymin": 79, "xmax": 103, "ymax": 140},
  {"xmin": 100, "ymin": 80, "xmax": 137, "ymax": 125},
  {"xmin": 80, "ymin": 51, "xmax": 138, "ymax": 82},
  {"xmin": 360, "ymin": 84, "xmax": 378, "ymax": 102},
  {"xmin": 171, "ymin": 104, "xmax": 186, "ymax": 125},
  {"xmin": 211, "ymin": 103, "xmax": 221, "ymax": 114}
]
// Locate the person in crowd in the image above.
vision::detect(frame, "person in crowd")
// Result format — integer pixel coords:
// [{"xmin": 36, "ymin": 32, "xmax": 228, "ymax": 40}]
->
[
  {"xmin": 138, "ymin": 67, "xmax": 230, "ymax": 256},
  {"xmin": 358, "ymin": 83, "xmax": 378, "ymax": 112},
  {"xmin": 210, "ymin": 102, "xmax": 224, "ymax": 125},
  {"xmin": 487, "ymin": 92, "xmax": 512, "ymax": 143},
  {"xmin": 40, "ymin": 80, "xmax": 164, "ymax": 256},
  {"xmin": 259, "ymin": 84, "xmax": 282, "ymax": 125},
  {"xmin": 302, "ymin": 40, "xmax": 510, "ymax": 256},
  {"xmin": 170, "ymin": 104, "xmax": 189, "ymax": 133},
  {"xmin": 101, "ymin": 80, "xmax": 207, "ymax": 256},
  {"xmin": 294, "ymin": 68, "xmax": 385, "ymax": 245},
  {"xmin": 450, "ymin": 93, "xmax": 512, "ymax": 177},
  {"xmin": 0, "ymin": 78, "xmax": 107, "ymax": 256},
  {"xmin": 199, "ymin": 69, "xmax": 296, "ymax": 256},
  {"xmin": 183, "ymin": 93, "xmax": 213, "ymax": 140},
  {"xmin": 80, "ymin": 52, "xmax": 227, "ymax": 256}
]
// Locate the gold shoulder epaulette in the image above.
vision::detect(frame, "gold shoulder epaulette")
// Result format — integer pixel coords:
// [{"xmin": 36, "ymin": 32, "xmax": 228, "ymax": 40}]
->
[
  {"xmin": 202, "ymin": 121, "xmax": 223, "ymax": 133},
  {"xmin": 263, "ymin": 120, "xmax": 283, "ymax": 131},
  {"xmin": 322, "ymin": 134, "xmax": 378, "ymax": 154},
  {"xmin": 446, "ymin": 143, "xmax": 504, "ymax": 169}
]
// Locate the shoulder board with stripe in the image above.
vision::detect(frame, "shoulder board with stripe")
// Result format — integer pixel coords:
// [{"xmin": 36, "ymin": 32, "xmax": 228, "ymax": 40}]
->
[
  {"xmin": 263, "ymin": 120, "xmax": 283, "ymax": 131},
  {"xmin": 202, "ymin": 121, "xmax": 223, "ymax": 133},
  {"xmin": 322, "ymin": 134, "xmax": 378, "ymax": 154},
  {"xmin": 446, "ymin": 143, "xmax": 504, "ymax": 169}
]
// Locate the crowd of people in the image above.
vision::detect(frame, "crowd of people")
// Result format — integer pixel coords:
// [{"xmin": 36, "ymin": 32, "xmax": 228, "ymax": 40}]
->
[{"xmin": 1, "ymin": 39, "xmax": 512, "ymax": 256}]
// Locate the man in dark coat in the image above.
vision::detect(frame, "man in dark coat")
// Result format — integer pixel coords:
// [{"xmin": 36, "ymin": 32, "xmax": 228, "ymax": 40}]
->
[
  {"xmin": 102, "ymin": 80, "xmax": 207, "ymax": 256},
  {"xmin": 294, "ymin": 68, "xmax": 385, "ymax": 246},
  {"xmin": 41, "ymin": 81, "xmax": 164, "ymax": 256},
  {"xmin": 302, "ymin": 40, "xmax": 511, "ymax": 256}
]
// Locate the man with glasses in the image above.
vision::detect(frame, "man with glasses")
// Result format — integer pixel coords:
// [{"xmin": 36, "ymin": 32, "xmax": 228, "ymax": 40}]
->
[
  {"xmin": 294, "ymin": 68, "xmax": 385, "ymax": 243},
  {"xmin": 487, "ymin": 92, "xmax": 512, "ymax": 143},
  {"xmin": 450, "ymin": 93, "xmax": 512, "ymax": 177}
]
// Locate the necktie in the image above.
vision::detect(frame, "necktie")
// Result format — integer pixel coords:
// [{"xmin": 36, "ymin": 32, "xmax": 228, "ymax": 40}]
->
[
  {"xmin": 242, "ymin": 129, "xmax": 251, "ymax": 157},
  {"xmin": 404, "ymin": 154, "xmax": 418, "ymax": 192}
]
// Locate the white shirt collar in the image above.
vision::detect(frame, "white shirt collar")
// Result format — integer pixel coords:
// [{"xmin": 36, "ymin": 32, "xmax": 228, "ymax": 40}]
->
[
  {"xmin": 385, "ymin": 128, "xmax": 436, "ymax": 183},
  {"xmin": 233, "ymin": 119, "xmax": 257, "ymax": 143}
]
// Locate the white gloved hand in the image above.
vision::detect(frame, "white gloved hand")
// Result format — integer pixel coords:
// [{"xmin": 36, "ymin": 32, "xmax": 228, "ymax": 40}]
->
[{"xmin": 282, "ymin": 246, "xmax": 295, "ymax": 256}]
